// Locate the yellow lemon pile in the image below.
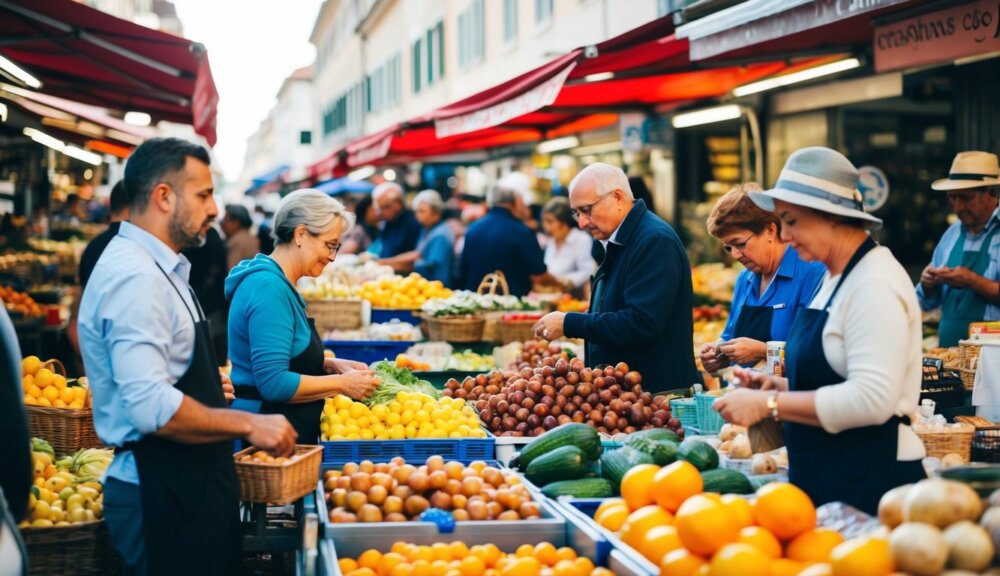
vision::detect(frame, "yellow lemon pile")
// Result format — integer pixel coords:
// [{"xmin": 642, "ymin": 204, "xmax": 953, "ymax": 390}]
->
[
  {"xmin": 22, "ymin": 356, "xmax": 90, "ymax": 409},
  {"xmin": 357, "ymin": 273, "xmax": 452, "ymax": 309},
  {"xmin": 321, "ymin": 392, "xmax": 486, "ymax": 441}
]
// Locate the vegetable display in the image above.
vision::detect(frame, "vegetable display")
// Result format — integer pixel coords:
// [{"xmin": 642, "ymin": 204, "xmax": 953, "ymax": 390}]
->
[{"xmin": 368, "ymin": 361, "xmax": 438, "ymax": 406}]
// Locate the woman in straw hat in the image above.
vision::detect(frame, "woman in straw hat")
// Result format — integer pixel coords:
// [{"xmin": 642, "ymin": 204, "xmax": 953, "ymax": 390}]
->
[
  {"xmin": 917, "ymin": 151, "xmax": 1000, "ymax": 347},
  {"xmin": 713, "ymin": 147, "xmax": 925, "ymax": 514}
]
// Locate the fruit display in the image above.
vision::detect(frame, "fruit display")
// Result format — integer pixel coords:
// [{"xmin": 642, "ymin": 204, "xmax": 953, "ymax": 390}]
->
[
  {"xmin": 322, "ymin": 457, "xmax": 541, "ymax": 523},
  {"xmin": 444, "ymin": 359, "xmax": 682, "ymax": 438},
  {"xmin": 235, "ymin": 449, "xmax": 294, "ymax": 465},
  {"xmin": 359, "ymin": 273, "xmax": 452, "ymax": 309},
  {"xmin": 325, "ymin": 321, "xmax": 424, "ymax": 342},
  {"xmin": 556, "ymin": 294, "xmax": 588, "ymax": 313},
  {"xmin": 320, "ymin": 392, "xmax": 487, "ymax": 441},
  {"xmin": 691, "ymin": 263, "xmax": 739, "ymax": 304},
  {"xmin": 21, "ymin": 356, "xmax": 90, "ymax": 408},
  {"xmin": 1, "ymin": 285, "xmax": 43, "ymax": 318},
  {"xmin": 396, "ymin": 349, "xmax": 496, "ymax": 372},
  {"xmin": 299, "ymin": 260, "xmax": 396, "ymax": 299},
  {"xmin": 420, "ymin": 291, "xmax": 541, "ymax": 317},
  {"xmin": 506, "ymin": 340, "xmax": 574, "ymax": 370},
  {"xmin": 20, "ymin": 439, "xmax": 111, "ymax": 529},
  {"xmin": 336, "ymin": 541, "xmax": 612, "ymax": 576}
]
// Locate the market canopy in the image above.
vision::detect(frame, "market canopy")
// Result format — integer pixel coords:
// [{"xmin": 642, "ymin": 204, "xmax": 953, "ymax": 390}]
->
[
  {"xmin": 314, "ymin": 177, "xmax": 375, "ymax": 196},
  {"xmin": 0, "ymin": 0, "xmax": 219, "ymax": 145}
]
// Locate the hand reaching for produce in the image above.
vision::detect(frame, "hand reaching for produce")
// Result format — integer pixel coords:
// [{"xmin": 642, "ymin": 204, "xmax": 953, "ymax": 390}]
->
[
  {"xmin": 325, "ymin": 357, "xmax": 370, "ymax": 375},
  {"xmin": 219, "ymin": 370, "xmax": 235, "ymax": 403},
  {"xmin": 731, "ymin": 367, "xmax": 787, "ymax": 391},
  {"xmin": 247, "ymin": 414, "xmax": 297, "ymax": 457},
  {"xmin": 717, "ymin": 337, "xmax": 767, "ymax": 366},
  {"xmin": 712, "ymin": 388, "xmax": 769, "ymax": 428},
  {"xmin": 532, "ymin": 312, "xmax": 565, "ymax": 341},
  {"xmin": 699, "ymin": 342, "xmax": 724, "ymax": 373},
  {"xmin": 337, "ymin": 370, "xmax": 380, "ymax": 400}
]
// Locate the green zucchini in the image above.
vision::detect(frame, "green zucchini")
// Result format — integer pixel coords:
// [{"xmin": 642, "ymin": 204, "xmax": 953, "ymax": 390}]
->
[
  {"xmin": 624, "ymin": 436, "xmax": 677, "ymax": 465},
  {"xmin": 541, "ymin": 478, "xmax": 614, "ymax": 499},
  {"xmin": 525, "ymin": 445, "xmax": 587, "ymax": 486},
  {"xmin": 600, "ymin": 446, "xmax": 655, "ymax": 488},
  {"xmin": 627, "ymin": 428, "xmax": 680, "ymax": 443},
  {"xmin": 515, "ymin": 423, "xmax": 601, "ymax": 469},
  {"xmin": 677, "ymin": 438, "xmax": 719, "ymax": 471},
  {"xmin": 701, "ymin": 468, "xmax": 754, "ymax": 495}
]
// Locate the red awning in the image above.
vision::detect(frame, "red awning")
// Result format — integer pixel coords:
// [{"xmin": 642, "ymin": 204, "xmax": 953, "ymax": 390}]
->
[{"xmin": 0, "ymin": 0, "xmax": 219, "ymax": 145}]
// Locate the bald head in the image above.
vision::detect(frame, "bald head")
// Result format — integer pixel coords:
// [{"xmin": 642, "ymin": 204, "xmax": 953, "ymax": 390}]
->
[
  {"xmin": 569, "ymin": 163, "xmax": 634, "ymax": 201},
  {"xmin": 569, "ymin": 162, "xmax": 635, "ymax": 241}
]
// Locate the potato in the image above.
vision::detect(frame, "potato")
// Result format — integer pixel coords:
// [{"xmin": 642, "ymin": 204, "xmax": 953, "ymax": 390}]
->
[
  {"xmin": 878, "ymin": 484, "xmax": 914, "ymax": 529},
  {"xmin": 889, "ymin": 522, "xmax": 947, "ymax": 576},
  {"xmin": 750, "ymin": 454, "xmax": 777, "ymax": 475},
  {"xmin": 943, "ymin": 521, "xmax": 995, "ymax": 572},
  {"xmin": 903, "ymin": 479, "xmax": 982, "ymax": 528}
]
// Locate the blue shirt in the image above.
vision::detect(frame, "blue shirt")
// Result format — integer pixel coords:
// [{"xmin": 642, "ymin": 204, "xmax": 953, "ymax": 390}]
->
[
  {"xmin": 720, "ymin": 245, "xmax": 826, "ymax": 343},
  {"xmin": 916, "ymin": 208, "xmax": 1000, "ymax": 321},
  {"xmin": 415, "ymin": 221, "xmax": 455, "ymax": 286},
  {"xmin": 379, "ymin": 210, "xmax": 422, "ymax": 258},
  {"xmin": 78, "ymin": 222, "xmax": 194, "ymax": 485},
  {"xmin": 459, "ymin": 207, "xmax": 547, "ymax": 296}
]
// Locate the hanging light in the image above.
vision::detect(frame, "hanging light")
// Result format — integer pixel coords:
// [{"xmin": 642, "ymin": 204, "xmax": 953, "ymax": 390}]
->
[
  {"xmin": 536, "ymin": 136, "xmax": 579, "ymax": 154},
  {"xmin": 0, "ymin": 53, "xmax": 42, "ymax": 89},
  {"xmin": 671, "ymin": 105, "xmax": 742, "ymax": 129},
  {"xmin": 732, "ymin": 57, "xmax": 862, "ymax": 97}
]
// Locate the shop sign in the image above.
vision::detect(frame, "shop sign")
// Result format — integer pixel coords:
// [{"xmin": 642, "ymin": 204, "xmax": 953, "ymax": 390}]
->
[
  {"xmin": 874, "ymin": 0, "xmax": 1000, "ymax": 73},
  {"xmin": 858, "ymin": 165, "xmax": 890, "ymax": 212},
  {"xmin": 347, "ymin": 135, "xmax": 392, "ymax": 167},
  {"xmin": 620, "ymin": 114, "xmax": 645, "ymax": 153},
  {"xmin": 618, "ymin": 114, "xmax": 673, "ymax": 153}
]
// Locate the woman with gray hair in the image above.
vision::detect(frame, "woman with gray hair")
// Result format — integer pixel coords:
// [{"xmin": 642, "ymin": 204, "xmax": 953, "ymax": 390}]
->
[{"xmin": 225, "ymin": 189, "xmax": 379, "ymax": 441}]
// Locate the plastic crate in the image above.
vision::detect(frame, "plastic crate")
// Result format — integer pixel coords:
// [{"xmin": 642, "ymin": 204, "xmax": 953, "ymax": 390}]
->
[
  {"xmin": 323, "ymin": 340, "xmax": 414, "ymax": 365},
  {"xmin": 694, "ymin": 393, "xmax": 724, "ymax": 435},
  {"xmin": 669, "ymin": 398, "xmax": 698, "ymax": 430},
  {"xmin": 320, "ymin": 434, "xmax": 495, "ymax": 467},
  {"xmin": 560, "ymin": 499, "xmax": 657, "ymax": 576},
  {"xmin": 370, "ymin": 308, "xmax": 423, "ymax": 325}
]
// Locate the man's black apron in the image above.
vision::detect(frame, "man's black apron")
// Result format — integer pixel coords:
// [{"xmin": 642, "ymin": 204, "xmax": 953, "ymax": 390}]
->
[
  {"xmin": 123, "ymin": 263, "xmax": 240, "ymax": 576},
  {"xmin": 784, "ymin": 238, "xmax": 924, "ymax": 515}
]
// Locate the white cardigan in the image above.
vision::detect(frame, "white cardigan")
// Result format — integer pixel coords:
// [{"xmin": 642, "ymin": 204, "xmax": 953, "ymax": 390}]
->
[{"xmin": 809, "ymin": 245, "xmax": 926, "ymax": 460}]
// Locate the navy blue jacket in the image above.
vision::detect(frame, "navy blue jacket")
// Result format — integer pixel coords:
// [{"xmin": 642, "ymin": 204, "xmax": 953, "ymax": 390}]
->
[
  {"xmin": 563, "ymin": 200, "xmax": 699, "ymax": 392},
  {"xmin": 459, "ymin": 207, "xmax": 547, "ymax": 296},
  {"xmin": 379, "ymin": 210, "xmax": 422, "ymax": 258}
]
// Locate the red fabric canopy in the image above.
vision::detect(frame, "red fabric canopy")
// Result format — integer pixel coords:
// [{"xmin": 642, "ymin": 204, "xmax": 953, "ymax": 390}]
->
[{"xmin": 0, "ymin": 0, "xmax": 219, "ymax": 145}]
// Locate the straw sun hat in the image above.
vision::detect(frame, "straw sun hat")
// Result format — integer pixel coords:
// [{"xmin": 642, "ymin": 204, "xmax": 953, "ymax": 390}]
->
[
  {"xmin": 749, "ymin": 146, "xmax": 882, "ymax": 230},
  {"xmin": 931, "ymin": 151, "xmax": 1000, "ymax": 191}
]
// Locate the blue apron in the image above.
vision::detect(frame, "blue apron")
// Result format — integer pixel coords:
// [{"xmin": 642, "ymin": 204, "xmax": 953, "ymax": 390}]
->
[
  {"xmin": 938, "ymin": 225, "xmax": 1000, "ymax": 347},
  {"xmin": 784, "ymin": 237, "xmax": 924, "ymax": 515}
]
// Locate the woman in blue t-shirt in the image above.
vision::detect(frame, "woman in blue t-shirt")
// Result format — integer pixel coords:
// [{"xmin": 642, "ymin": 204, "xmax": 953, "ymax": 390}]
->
[{"xmin": 700, "ymin": 184, "xmax": 826, "ymax": 371}]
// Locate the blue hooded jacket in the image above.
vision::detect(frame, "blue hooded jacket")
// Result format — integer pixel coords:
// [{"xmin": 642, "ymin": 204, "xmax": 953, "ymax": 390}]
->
[{"xmin": 225, "ymin": 254, "xmax": 312, "ymax": 402}]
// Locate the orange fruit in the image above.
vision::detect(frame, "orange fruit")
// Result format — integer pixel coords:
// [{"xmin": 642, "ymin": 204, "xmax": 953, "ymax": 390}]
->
[
  {"xmin": 340, "ymin": 558, "xmax": 360, "ymax": 574},
  {"xmin": 515, "ymin": 544, "xmax": 535, "ymax": 559},
  {"xmin": 551, "ymin": 560, "xmax": 576, "ymax": 576},
  {"xmin": 708, "ymin": 543, "xmax": 771, "ymax": 576},
  {"xmin": 347, "ymin": 569, "xmax": 377, "ymax": 576},
  {"xmin": 554, "ymin": 548, "xmax": 577, "ymax": 564},
  {"xmin": 392, "ymin": 565, "xmax": 415, "ymax": 576},
  {"xmin": 380, "ymin": 553, "xmax": 407, "ymax": 576},
  {"xmin": 412, "ymin": 561, "xmax": 433, "ymax": 576},
  {"xmin": 736, "ymin": 526, "xmax": 782, "ymax": 559},
  {"xmin": 392, "ymin": 543, "xmax": 412, "ymax": 556},
  {"xmin": 595, "ymin": 498, "xmax": 627, "ymax": 519},
  {"xmin": 785, "ymin": 528, "xmax": 845, "ymax": 564},
  {"xmin": 719, "ymin": 495, "xmax": 753, "ymax": 529},
  {"xmin": 621, "ymin": 464, "xmax": 661, "ymax": 511},
  {"xmin": 620, "ymin": 505, "xmax": 675, "ymax": 550},
  {"xmin": 652, "ymin": 461, "xmax": 703, "ymax": 513},
  {"xmin": 675, "ymin": 494, "xmax": 740, "ymax": 557},
  {"xmin": 501, "ymin": 557, "xmax": 541, "ymax": 576},
  {"xmin": 432, "ymin": 543, "xmax": 453, "ymax": 562},
  {"xmin": 359, "ymin": 550, "xmax": 384, "ymax": 572},
  {"xmin": 768, "ymin": 558, "xmax": 805, "ymax": 576},
  {"xmin": 460, "ymin": 555, "xmax": 486, "ymax": 576},
  {"xmin": 751, "ymin": 483, "xmax": 815, "ymax": 541},
  {"xmin": 411, "ymin": 547, "xmax": 436, "ymax": 564},
  {"xmin": 829, "ymin": 537, "xmax": 894, "ymax": 576},
  {"xmin": 572, "ymin": 557, "xmax": 594, "ymax": 575},
  {"xmin": 658, "ymin": 548, "xmax": 706, "ymax": 576},
  {"xmin": 594, "ymin": 501, "xmax": 630, "ymax": 532},
  {"xmin": 796, "ymin": 563, "xmax": 832, "ymax": 576},
  {"xmin": 533, "ymin": 543, "xmax": 558, "ymax": 567},
  {"xmin": 638, "ymin": 525, "xmax": 683, "ymax": 564},
  {"xmin": 449, "ymin": 542, "xmax": 470, "ymax": 560}
]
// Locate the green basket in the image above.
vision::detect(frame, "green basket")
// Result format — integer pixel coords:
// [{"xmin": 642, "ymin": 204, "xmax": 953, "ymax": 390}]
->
[
  {"xmin": 694, "ymin": 393, "xmax": 724, "ymax": 435},
  {"xmin": 670, "ymin": 398, "xmax": 698, "ymax": 430}
]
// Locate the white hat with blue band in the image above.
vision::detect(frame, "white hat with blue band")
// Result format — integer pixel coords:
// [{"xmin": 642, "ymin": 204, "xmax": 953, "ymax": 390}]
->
[{"xmin": 749, "ymin": 146, "xmax": 882, "ymax": 230}]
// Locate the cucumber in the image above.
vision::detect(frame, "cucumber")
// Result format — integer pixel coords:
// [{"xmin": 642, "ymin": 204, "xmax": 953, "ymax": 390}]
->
[
  {"xmin": 628, "ymin": 428, "xmax": 680, "ymax": 443},
  {"xmin": 701, "ymin": 468, "xmax": 754, "ymax": 495},
  {"xmin": 677, "ymin": 438, "xmax": 719, "ymax": 471},
  {"xmin": 541, "ymin": 478, "xmax": 614, "ymax": 499},
  {"xmin": 525, "ymin": 445, "xmax": 588, "ymax": 486},
  {"xmin": 624, "ymin": 436, "xmax": 677, "ymax": 466},
  {"xmin": 600, "ymin": 446, "xmax": 655, "ymax": 488},
  {"xmin": 515, "ymin": 423, "xmax": 601, "ymax": 469}
]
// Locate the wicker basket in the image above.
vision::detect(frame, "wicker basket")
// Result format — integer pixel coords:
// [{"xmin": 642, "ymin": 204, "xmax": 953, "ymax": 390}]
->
[
  {"xmin": 306, "ymin": 272, "xmax": 363, "ymax": 332},
  {"xmin": 915, "ymin": 423, "xmax": 975, "ymax": 463},
  {"xmin": 26, "ymin": 360, "xmax": 102, "ymax": 455},
  {"xmin": 961, "ymin": 341, "xmax": 983, "ymax": 363},
  {"xmin": 498, "ymin": 319, "xmax": 536, "ymax": 344},
  {"xmin": 22, "ymin": 520, "xmax": 108, "ymax": 576},
  {"xmin": 234, "ymin": 444, "xmax": 323, "ymax": 505},
  {"xmin": 423, "ymin": 314, "xmax": 485, "ymax": 342},
  {"xmin": 956, "ymin": 417, "xmax": 1000, "ymax": 463},
  {"xmin": 477, "ymin": 272, "xmax": 510, "ymax": 343}
]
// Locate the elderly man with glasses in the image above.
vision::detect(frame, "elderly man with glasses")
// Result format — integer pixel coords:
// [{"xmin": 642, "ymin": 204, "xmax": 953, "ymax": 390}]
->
[
  {"xmin": 532, "ymin": 163, "xmax": 700, "ymax": 392},
  {"xmin": 918, "ymin": 151, "xmax": 1000, "ymax": 347},
  {"xmin": 372, "ymin": 182, "xmax": 422, "ymax": 261}
]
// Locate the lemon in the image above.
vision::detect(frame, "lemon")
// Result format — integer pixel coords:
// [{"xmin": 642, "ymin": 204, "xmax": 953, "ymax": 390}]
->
[
  {"xmin": 59, "ymin": 388, "xmax": 75, "ymax": 404},
  {"xmin": 36, "ymin": 397, "xmax": 51, "ymax": 407},
  {"xmin": 34, "ymin": 368, "xmax": 54, "ymax": 388},
  {"xmin": 388, "ymin": 401, "xmax": 403, "ymax": 414},
  {"xmin": 332, "ymin": 424, "xmax": 347, "ymax": 436},
  {"xmin": 52, "ymin": 375, "xmax": 67, "ymax": 390},
  {"xmin": 41, "ymin": 385, "xmax": 59, "ymax": 402},
  {"xmin": 349, "ymin": 403, "xmax": 368, "ymax": 418},
  {"xmin": 372, "ymin": 405, "xmax": 389, "ymax": 419},
  {"xmin": 33, "ymin": 499, "xmax": 51, "ymax": 520},
  {"xmin": 22, "ymin": 356, "xmax": 41, "ymax": 376},
  {"xmin": 333, "ymin": 395, "xmax": 353, "ymax": 410},
  {"xmin": 401, "ymin": 410, "xmax": 415, "ymax": 425},
  {"xmin": 23, "ymin": 395, "xmax": 37, "ymax": 406},
  {"xmin": 386, "ymin": 412, "xmax": 402, "ymax": 426},
  {"xmin": 337, "ymin": 408, "xmax": 351, "ymax": 421},
  {"xmin": 360, "ymin": 429, "xmax": 375, "ymax": 440},
  {"xmin": 416, "ymin": 411, "xmax": 431, "ymax": 424},
  {"xmin": 430, "ymin": 429, "xmax": 447, "ymax": 439},
  {"xmin": 389, "ymin": 426, "xmax": 405, "ymax": 440},
  {"xmin": 72, "ymin": 387, "xmax": 86, "ymax": 401},
  {"xmin": 346, "ymin": 432, "xmax": 361, "ymax": 440},
  {"xmin": 356, "ymin": 416, "xmax": 370, "ymax": 428}
]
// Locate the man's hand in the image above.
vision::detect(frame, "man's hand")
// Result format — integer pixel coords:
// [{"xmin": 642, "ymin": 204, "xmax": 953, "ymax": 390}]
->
[
  {"xmin": 337, "ymin": 370, "xmax": 380, "ymax": 400},
  {"xmin": 717, "ymin": 337, "xmax": 767, "ymax": 366},
  {"xmin": 920, "ymin": 264, "xmax": 943, "ymax": 292},
  {"xmin": 699, "ymin": 342, "xmax": 723, "ymax": 373},
  {"xmin": 246, "ymin": 414, "xmax": 297, "ymax": 457},
  {"xmin": 935, "ymin": 266, "xmax": 982, "ymax": 289},
  {"xmin": 712, "ymin": 388, "xmax": 769, "ymax": 428},
  {"xmin": 325, "ymin": 357, "xmax": 370, "ymax": 374},
  {"xmin": 532, "ymin": 312, "xmax": 566, "ymax": 341},
  {"xmin": 219, "ymin": 370, "xmax": 235, "ymax": 404}
]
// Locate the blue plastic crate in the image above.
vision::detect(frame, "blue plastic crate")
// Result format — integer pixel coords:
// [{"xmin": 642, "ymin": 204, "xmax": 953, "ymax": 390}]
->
[
  {"xmin": 370, "ymin": 308, "xmax": 422, "ymax": 325},
  {"xmin": 694, "ymin": 393, "xmax": 724, "ymax": 435},
  {"xmin": 562, "ymin": 499, "xmax": 657, "ymax": 576},
  {"xmin": 670, "ymin": 397, "xmax": 698, "ymax": 430},
  {"xmin": 321, "ymin": 435, "xmax": 495, "ymax": 467},
  {"xmin": 323, "ymin": 340, "xmax": 413, "ymax": 365}
]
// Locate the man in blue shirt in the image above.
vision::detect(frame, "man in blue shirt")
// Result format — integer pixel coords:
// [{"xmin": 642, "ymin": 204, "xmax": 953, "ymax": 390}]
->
[
  {"xmin": 918, "ymin": 151, "xmax": 1000, "ymax": 346},
  {"xmin": 372, "ymin": 182, "xmax": 422, "ymax": 260},
  {"xmin": 458, "ymin": 180, "xmax": 556, "ymax": 296},
  {"xmin": 78, "ymin": 138, "xmax": 296, "ymax": 576}
]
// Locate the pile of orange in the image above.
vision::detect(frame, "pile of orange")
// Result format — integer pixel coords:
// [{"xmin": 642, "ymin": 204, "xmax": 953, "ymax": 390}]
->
[
  {"xmin": 591, "ymin": 461, "xmax": 889, "ymax": 576},
  {"xmin": 338, "ymin": 541, "xmax": 614, "ymax": 576}
]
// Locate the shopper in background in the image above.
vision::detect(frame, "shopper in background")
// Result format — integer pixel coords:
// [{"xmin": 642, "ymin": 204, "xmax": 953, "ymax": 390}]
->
[
  {"xmin": 541, "ymin": 197, "xmax": 596, "ymax": 296},
  {"xmin": 714, "ymin": 147, "xmax": 925, "ymax": 514},
  {"xmin": 372, "ymin": 182, "xmax": 421, "ymax": 259},
  {"xmin": 79, "ymin": 181, "xmax": 130, "ymax": 290},
  {"xmin": 0, "ymin": 308, "xmax": 30, "ymax": 576},
  {"xmin": 341, "ymin": 195, "xmax": 378, "ymax": 255},
  {"xmin": 226, "ymin": 189, "xmax": 379, "ymax": 441},
  {"xmin": 458, "ymin": 180, "xmax": 557, "ymax": 296},
  {"xmin": 221, "ymin": 204, "xmax": 260, "ymax": 271},
  {"xmin": 532, "ymin": 163, "xmax": 699, "ymax": 391},
  {"xmin": 627, "ymin": 175, "xmax": 655, "ymax": 215},
  {"xmin": 917, "ymin": 151, "xmax": 1000, "ymax": 346},
  {"xmin": 377, "ymin": 190, "xmax": 455, "ymax": 285},
  {"xmin": 700, "ymin": 184, "xmax": 825, "ymax": 371},
  {"xmin": 78, "ymin": 137, "xmax": 296, "ymax": 576}
]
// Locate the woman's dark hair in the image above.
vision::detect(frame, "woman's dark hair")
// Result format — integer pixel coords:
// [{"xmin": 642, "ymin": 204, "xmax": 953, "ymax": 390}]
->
[
  {"xmin": 123, "ymin": 137, "xmax": 211, "ymax": 212},
  {"xmin": 542, "ymin": 197, "xmax": 575, "ymax": 230}
]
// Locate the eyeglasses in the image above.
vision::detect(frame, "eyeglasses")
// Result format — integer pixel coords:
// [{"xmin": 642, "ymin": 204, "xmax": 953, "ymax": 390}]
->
[
  {"xmin": 324, "ymin": 241, "xmax": 342, "ymax": 254},
  {"xmin": 571, "ymin": 190, "xmax": 614, "ymax": 221},
  {"xmin": 722, "ymin": 234, "xmax": 753, "ymax": 254}
]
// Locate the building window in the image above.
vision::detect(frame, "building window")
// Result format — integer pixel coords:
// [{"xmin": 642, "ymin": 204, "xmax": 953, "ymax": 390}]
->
[
  {"xmin": 503, "ymin": 0, "xmax": 518, "ymax": 44},
  {"xmin": 535, "ymin": 0, "xmax": 553, "ymax": 26},
  {"xmin": 300, "ymin": 130, "xmax": 312, "ymax": 145},
  {"xmin": 413, "ymin": 38, "xmax": 422, "ymax": 93},
  {"xmin": 459, "ymin": 0, "xmax": 484, "ymax": 70},
  {"xmin": 368, "ymin": 52, "xmax": 402, "ymax": 114}
]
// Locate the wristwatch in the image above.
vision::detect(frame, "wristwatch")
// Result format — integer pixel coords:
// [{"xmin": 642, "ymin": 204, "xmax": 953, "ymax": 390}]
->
[{"xmin": 766, "ymin": 392, "xmax": 780, "ymax": 421}]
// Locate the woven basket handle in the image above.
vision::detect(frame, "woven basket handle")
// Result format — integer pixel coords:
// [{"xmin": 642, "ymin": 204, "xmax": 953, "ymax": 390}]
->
[
  {"xmin": 43, "ymin": 358, "xmax": 66, "ymax": 377},
  {"xmin": 477, "ymin": 271, "xmax": 510, "ymax": 296},
  {"xmin": 333, "ymin": 269, "xmax": 354, "ymax": 294}
]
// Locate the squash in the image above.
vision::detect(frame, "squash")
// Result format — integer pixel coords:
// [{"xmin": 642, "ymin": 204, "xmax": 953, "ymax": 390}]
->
[
  {"xmin": 728, "ymin": 434, "xmax": 752, "ymax": 459},
  {"xmin": 889, "ymin": 522, "xmax": 947, "ymax": 576},
  {"xmin": 677, "ymin": 438, "xmax": 720, "ymax": 471},
  {"xmin": 540, "ymin": 478, "xmax": 614, "ymax": 499},
  {"xmin": 624, "ymin": 436, "xmax": 677, "ymax": 465},
  {"xmin": 513, "ymin": 423, "xmax": 601, "ymax": 469},
  {"xmin": 943, "ymin": 521, "xmax": 995, "ymax": 572},
  {"xmin": 700, "ymin": 468, "xmax": 753, "ymax": 494},
  {"xmin": 903, "ymin": 479, "xmax": 982, "ymax": 528},
  {"xmin": 750, "ymin": 454, "xmax": 777, "ymax": 475},
  {"xmin": 525, "ymin": 445, "xmax": 588, "ymax": 486}
]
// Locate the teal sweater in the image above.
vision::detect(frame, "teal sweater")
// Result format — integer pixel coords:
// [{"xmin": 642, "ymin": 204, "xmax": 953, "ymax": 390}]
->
[{"xmin": 225, "ymin": 255, "xmax": 312, "ymax": 402}]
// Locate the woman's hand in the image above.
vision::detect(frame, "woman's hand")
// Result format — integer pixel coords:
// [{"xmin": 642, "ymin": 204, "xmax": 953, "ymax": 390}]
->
[
  {"xmin": 337, "ymin": 370, "xmax": 380, "ymax": 400},
  {"xmin": 325, "ymin": 357, "xmax": 370, "ymax": 374},
  {"xmin": 717, "ymin": 337, "xmax": 767, "ymax": 366},
  {"xmin": 712, "ymin": 388, "xmax": 769, "ymax": 428},
  {"xmin": 219, "ymin": 370, "xmax": 235, "ymax": 404},
  {"xmin": 699, "ymin": 342, "xmax": 723, "ymax": 373},
  {"xmin": 731, "ymin": 366, "xmax": 788, "ymax": 391}
]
